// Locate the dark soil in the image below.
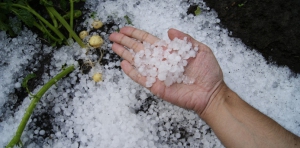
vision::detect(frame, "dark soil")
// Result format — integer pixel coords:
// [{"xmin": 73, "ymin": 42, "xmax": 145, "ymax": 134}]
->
[{"xmin": 203, "ymin": 0, "xmax": 300, "ymax": 74}]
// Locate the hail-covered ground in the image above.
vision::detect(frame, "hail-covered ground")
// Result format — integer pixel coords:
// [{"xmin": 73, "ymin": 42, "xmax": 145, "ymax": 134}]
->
[{"xmin": 1, "ymin": 0, "xmax": 299, "ymax": 147}]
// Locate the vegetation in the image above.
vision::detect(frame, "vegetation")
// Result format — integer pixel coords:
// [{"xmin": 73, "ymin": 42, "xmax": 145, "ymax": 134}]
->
[
  {"xmin": 0, "ymin": 0, "xmax": 109, "ymax": 146},
  {"xmin": 6, "ymin": 65, "xmax": 75, "ymax": 148},
  {"xmin": 194, "ymin": 6, "xmax": 201, "ymax": 16},
  {"xmin": 124, "ymin": 15, "xmax": 133, "ymax": 25},
  {"xmin": 0, "ymin": 0, "xmax": 85, "ymax": 47}
]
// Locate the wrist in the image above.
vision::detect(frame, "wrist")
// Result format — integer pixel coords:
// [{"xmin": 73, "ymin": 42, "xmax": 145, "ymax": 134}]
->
[{"xmin": 198, "ymin": 81, "xmax": 232, "ymax": 120}]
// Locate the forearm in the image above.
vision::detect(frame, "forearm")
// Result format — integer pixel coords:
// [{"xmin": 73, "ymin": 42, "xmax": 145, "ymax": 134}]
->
[{"xmin": 200, "ymin": 82, "xmax": 300, "ymax": 148}]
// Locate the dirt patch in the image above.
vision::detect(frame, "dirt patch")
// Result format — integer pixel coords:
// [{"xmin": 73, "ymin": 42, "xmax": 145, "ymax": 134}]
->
[{"xmin": 203, "ymin": 0, "xmax": 300, "ymax": 74}]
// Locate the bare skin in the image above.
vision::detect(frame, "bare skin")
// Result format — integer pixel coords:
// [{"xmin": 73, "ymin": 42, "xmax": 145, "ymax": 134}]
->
[{"xmin": 109, "ymin": 26, "xmax": 300, "ymax": 147}]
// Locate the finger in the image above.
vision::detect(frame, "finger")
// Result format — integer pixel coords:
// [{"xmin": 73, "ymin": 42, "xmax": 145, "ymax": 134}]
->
[
  {"xmin": 109, "ymin": 32, "xmax": 144, "ymax": 52},
  {"xmin": 111, "ymin": 43, "xmax": 134, "ymax": 64},
  {"xmin": 120, "ymin": 60, "xmax": 147, "ymax": 87},
  {"xmin": 167, "ymin": 28, "xmax": 209, "ymax": 51},
  {"xmin": 120, "ymin": 26, "xmax": 160, "ymax": 44}
]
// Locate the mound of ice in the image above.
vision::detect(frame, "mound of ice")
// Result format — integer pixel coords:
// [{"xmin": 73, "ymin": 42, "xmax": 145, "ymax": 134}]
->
[{"xmin": 133, "ymin": 37, "xmax": 198, "ymax": 87}]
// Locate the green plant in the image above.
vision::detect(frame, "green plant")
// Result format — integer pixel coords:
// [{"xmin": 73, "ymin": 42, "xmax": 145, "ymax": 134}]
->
[
  {"xmin": 90, "ymin": 11, "xmax": 97, "ymax": 19},
  {"xmin": 238, "ymin": 3, "xmax": 244, "ymax": 7},
  {"xmin": 6, "ymin": 65, "xmax": 75, "ymax": 148},
  {"xmin": 194, "ymin": 6, "xmax": 201, "ymax": 16},
  {"xmin": 0, "ymin": 0, "xmax": 85, "ymax": 47},
  {"xmin": 238, "ymin": 1, "xmax": 247, "ymax": 7},
  {"xmin": 124, "ymin": 15, "xmax": 133, "ymax": 25}
]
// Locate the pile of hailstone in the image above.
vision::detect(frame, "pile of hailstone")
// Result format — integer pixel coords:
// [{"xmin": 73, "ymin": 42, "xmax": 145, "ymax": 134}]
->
[{"xmin": 132, "ymin": 37, "xmax": 198, "ymax": 87}]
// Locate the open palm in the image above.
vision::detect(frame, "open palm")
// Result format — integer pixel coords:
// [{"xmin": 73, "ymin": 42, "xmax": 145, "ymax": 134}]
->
[{"xmin": 109, "ymin": 26, "xmax": 224, "ymax": 114}]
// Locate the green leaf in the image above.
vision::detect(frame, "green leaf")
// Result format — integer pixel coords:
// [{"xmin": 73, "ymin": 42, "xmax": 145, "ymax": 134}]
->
[
  {"xmin": 0, "ymin": 1, "xmax": 13, "ymax": 14},
  {"xmin": 63, "ymin": 10, "xmax": 82, "ymax": 19},
  {"xmin": 9, "ymin": 17, "xmax": 22, "ymax": 34},
  {"xmin": 0, "ymin": 19, "xmax": 9, "ymax": 31},
  {"xmin": 60, "ymin": 0, "xmax": 67, "ymax": 10},
  {"xmin": 22, "ymin": 73, "xmax": 36, "ymax": 91},
  {"xmin": 51, "ymin": 41, "xmax": 57, "ymax": 47},
  {"xmin": 74, "ymin": 10, "xmax": 82, "ymax": 18},
  {"xmin": 124, "ymin": 15, "xmax": 133, "ymax": 25},
  {"xmin": 194, "ymin": 6, "xmax": 201, "ymax": 16},
  {"xmin": 39, "ymin": 0, "xmax": 53, "ymax": 7},
  {"xmin": 238, "ymin": 4, "xmax": 245, "ymax": 7},
  {"xmin": 90, "ymin": 11, "xmax": 96, "ymax": 19},
  {"xmin": 2, "ymin": 0, "xmax": 14, "ymax": 8},
  {"xmin": 14, "ymin": 9, "xmax": 35, "ymax": 27},
  {"xmin": 0, "ymin": 8, "xmax": 18, "ymax": 36},
  {"xmin": 0, "ymin": 13, "xmax": 10, "ymax": 31},
  {"xmin": 17, "ymin": 0, "xmax": 29, "ymax": 6}
]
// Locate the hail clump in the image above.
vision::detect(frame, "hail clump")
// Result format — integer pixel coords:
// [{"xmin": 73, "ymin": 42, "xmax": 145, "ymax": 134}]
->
[
  {"xmin": 131, "ymin": 37, "xmax": 198, "ymax": 87},
  {"xmin": 79, "ymin": 31, "xmax": 88, "ymax": 39},
  {"xmin": 92, "ymin": 20, "xmax": 103, "ymax": 29},
  {"xmin": 89, "ymin": 35, "xmax": 104, "ymax": 48}
]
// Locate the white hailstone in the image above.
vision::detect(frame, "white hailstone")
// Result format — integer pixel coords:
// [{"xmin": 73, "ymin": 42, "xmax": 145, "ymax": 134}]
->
[
  {"xmin": 164, "ymin": 76, "xmax": 173, "ymax": 87},
  {"xmin": 132, "ymin": 37, "xmax": 198, "ymax": 87},
  {"xmin": 176, "ymin": 133, "xmax": 181, "ymax": 138},
  {"xmin": 175, "ymin": 55, "xmax": 181, "ymax": 62},
  {"xmin": 138, "ymin": 65, "xmax": 144, "ymax": 73},
  {"xmin": 34, "ymin": 130, "xmax": 39, "ymax": 134},
  {"xmin": 140, "ymin": 92, "xmax": 147, "ymax": 100},
  {"xmin": 158, "ymin": 72, "xmax": 167, "ymax": 81},
  {"xmin": 14, "ymin": 82, "xmax": 21, "ymax": 88},
  {"xmin": 160, "ymin": 131, "xmax": 166, "ymax": 136},
  {"xmin": 39, "ymin": 130, "xmax": 45, "ymax": 135},
  {"xmin": 54, "ymin": 106, "xmax": 61, "ymax": 113},
  {"xmin": 176, "ymin": 77, "xmax": 183, "ymax": 83},
  {"xmin": 194, "ymin": 132, "xmax": 201, "ymax": 138}
]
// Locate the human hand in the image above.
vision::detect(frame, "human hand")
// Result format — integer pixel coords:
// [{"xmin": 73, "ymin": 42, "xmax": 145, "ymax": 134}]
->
[{"xmin": 109, "ymin": 26, "xmax": 225, "ymax": 115}]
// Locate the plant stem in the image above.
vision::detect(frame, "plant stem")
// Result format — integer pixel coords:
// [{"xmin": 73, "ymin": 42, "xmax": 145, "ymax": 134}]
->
[
  {"xmin": 69, "ymin": 0, "xmax": 74, "ymax": 38},
  {"xmin": 6, "ymin": 66, "xmax": 75, "ymax": 148},
  {"xmin": 46, "ymin": 7, "xmax": 58, "ymax": 28},
  {"xmin": 47, "ymin": 7, "xmax": 85, "ymax": 48},
  {"xmin": 33, "ymin": 21, "xmax": 62, "ymax": 44}
]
